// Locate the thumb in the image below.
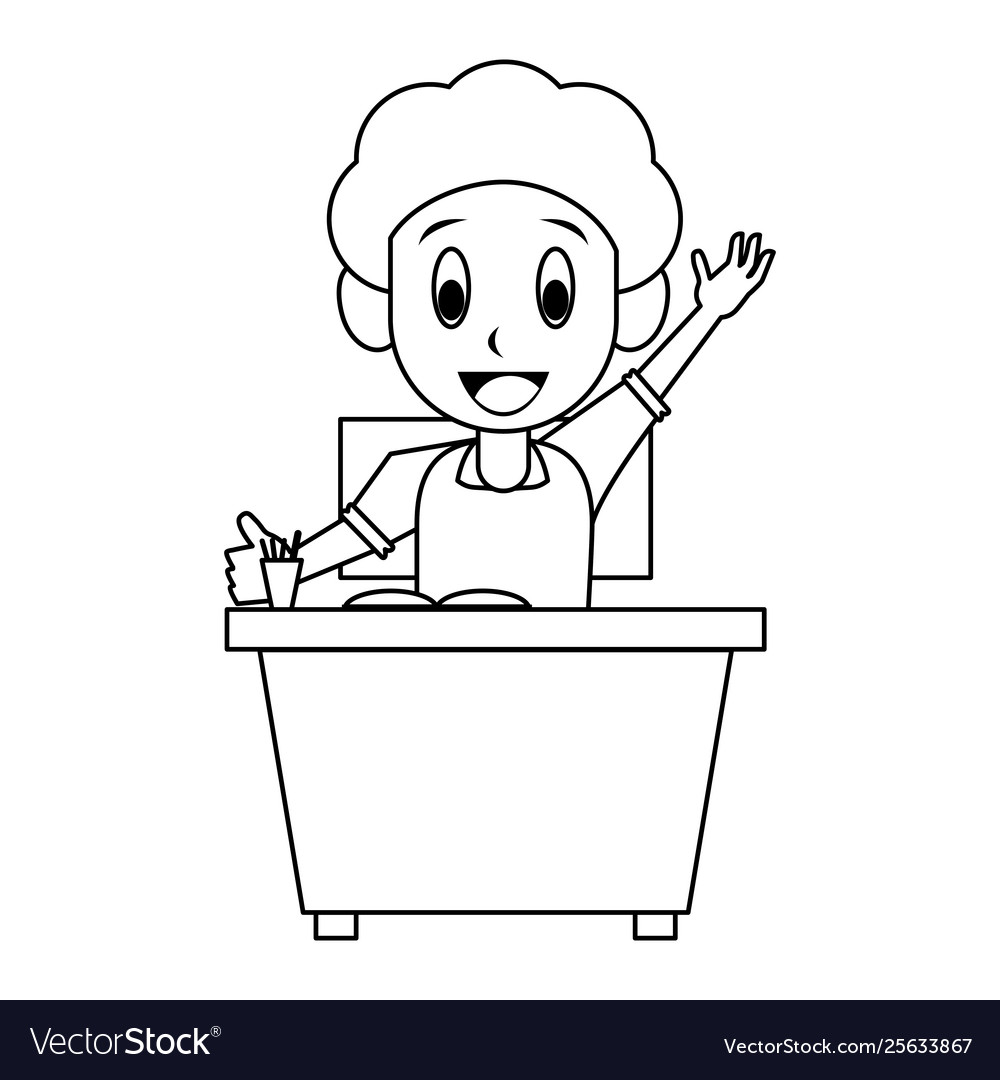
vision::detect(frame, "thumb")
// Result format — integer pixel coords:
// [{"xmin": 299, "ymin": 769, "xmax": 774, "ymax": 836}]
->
[
  {"xmin": 691, "ymin": 249, "xmax": 710, "ymax": 284},
  {"xmin": 235, "ymin": 510, "xmax": 270, "ymax": 547}
]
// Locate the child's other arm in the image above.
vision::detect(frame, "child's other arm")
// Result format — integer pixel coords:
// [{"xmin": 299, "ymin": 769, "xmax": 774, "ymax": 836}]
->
[
  {"xmin": 224, "ymin": 510, "xmax": 377, "ymax": 604},
  {"xmin": 298, "ymin": 441, "xmax": 456, "ymax": 581},
  {"xmin": 225, "ymin": 443, "xmax": 456, "ymax": 601},
  {"xmin": 296, "ymin": 510, "xmax": 388, "ymax": 582}
]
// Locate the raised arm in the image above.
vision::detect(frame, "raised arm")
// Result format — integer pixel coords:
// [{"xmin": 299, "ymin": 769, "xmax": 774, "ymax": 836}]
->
[
  {"xmin": 543, "ymin": 232, "xmax": 773, "ymax": 511},
  {"xmin": 638, "ymin": 231, "xmax": 774, "ymax": 397}
]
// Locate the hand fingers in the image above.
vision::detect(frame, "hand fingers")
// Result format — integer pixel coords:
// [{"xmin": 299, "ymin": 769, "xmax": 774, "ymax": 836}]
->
[
  {"xmin": 727, "ymin": 232, "xmax": 744, "ymax": 266},
  {"xmin": 750, "ymin": 248, "xmax": 775, "ymax": 282},
  {"xmin": 691, "ymin": 248, "xmax": 711, "ymax": 283},
  {"xmin": 743, "ymin": 233, "xmax": 762, "ymax": 273},
  {"xmin": 226, "ymin": 544, "xmax": 268, "ymax": 604}
]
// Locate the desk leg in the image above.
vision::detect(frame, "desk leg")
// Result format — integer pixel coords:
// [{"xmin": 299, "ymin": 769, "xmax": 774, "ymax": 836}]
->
[
  {"xmin": 633, "ymin": 914, "xmax": 678, "ymax": 940},
  {"xmin": 314, "ymin": 914, "xmax": 359, "ymax": 940}
]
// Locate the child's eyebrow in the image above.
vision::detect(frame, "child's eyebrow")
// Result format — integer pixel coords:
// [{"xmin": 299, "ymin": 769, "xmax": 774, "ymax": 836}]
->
[
  {"xmin": 419, "ymin": 218, "xmax": 465, "ymax": 243},
  {"xmin": 543, "ymin": 218, "xmax": 588, "ymax": 243}
]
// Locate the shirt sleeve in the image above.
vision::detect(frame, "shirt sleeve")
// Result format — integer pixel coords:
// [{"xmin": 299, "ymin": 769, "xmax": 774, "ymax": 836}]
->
[
  {"xmin": 349, "ymin": 441, "xmax": 463, "ymax": 547},
  {"xmin": 541, "ymin": 369, "xmax": 670, "ymax": 512}
]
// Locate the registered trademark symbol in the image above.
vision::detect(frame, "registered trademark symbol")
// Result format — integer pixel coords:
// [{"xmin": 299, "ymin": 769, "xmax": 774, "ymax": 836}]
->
[{"xmin": 211, "ymin": 1026, "xmax": 222, "ymax": 1038}]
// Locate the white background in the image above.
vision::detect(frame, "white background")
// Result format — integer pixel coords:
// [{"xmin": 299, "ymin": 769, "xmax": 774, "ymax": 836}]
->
[{"xmin": 2, "ymin": 0, "xmax": 998, "ymax": 999}]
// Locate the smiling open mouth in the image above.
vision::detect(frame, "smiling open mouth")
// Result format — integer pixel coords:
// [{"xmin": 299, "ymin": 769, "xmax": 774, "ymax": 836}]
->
[{"xmin": 459, "ymin": 371, "xmax": 548, "ymax": 415}]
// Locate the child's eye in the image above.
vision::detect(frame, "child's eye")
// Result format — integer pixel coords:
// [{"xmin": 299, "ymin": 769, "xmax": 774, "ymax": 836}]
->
[
  {"xmin": 536, "ymin": 247, "xmax": 575, "ymax": 329},
  {"xmin": 432, "ymin": 247, "xmax": 470, "ymax": 328}
]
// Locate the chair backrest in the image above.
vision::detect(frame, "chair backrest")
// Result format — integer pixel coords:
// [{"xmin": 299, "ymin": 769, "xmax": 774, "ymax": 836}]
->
[{"xmin": 338, "ymin": 417, "xmax": 652, "ymax": 581}]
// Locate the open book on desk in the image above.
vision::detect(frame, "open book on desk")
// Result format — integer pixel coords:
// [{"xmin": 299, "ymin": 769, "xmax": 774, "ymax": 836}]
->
[{"xmin": 345, "ymin": 588, "xmax": 530, "ymax": 608}]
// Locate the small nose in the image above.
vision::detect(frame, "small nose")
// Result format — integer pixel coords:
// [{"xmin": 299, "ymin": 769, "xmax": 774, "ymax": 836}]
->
[{"xmin": 487, "ymin": 327, "xmax": 502, "ymax": 357}]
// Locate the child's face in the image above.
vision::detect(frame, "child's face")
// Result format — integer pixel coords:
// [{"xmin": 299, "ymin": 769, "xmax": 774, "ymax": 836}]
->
[{"xmin": 389, "ymin": 184, "xmax": 617, "ymax": 431}]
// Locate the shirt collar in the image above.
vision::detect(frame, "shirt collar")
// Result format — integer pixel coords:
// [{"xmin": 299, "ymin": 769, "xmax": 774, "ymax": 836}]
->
[{"xmin": 455, "ymin": 441, "xmax": 550, "ymax": 490}]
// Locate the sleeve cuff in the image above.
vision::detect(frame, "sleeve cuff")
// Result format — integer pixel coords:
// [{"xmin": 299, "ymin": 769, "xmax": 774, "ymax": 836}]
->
[
  {"xmin": 343, "ymin": 503, "xmax": 395, "ymax": 559},
  {"xmin": 623, "ymin": 369, "xmax": 671, "ymax": 421}
]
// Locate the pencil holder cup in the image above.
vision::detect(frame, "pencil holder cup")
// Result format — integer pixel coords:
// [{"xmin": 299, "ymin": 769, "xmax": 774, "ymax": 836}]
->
[{"xmin": 261, "ymin": 558, "xmax": 303, "ymax": 609}]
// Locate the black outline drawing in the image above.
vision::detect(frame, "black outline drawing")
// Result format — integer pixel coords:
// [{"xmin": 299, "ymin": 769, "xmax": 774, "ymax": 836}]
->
[
  {"xmin": 431, "ymin": 246, "xmax": 471, "ymax": 329},
  {"xmin": 226, "ymin": 610, "xmax": 761, "ymax": 940},
  {"xmin": 335, "ymin": 419, "xmax": 656, "ymax": 583},
  {"xmin": 386, "ymin": 177, "xmax": 624, "ymax": 436},
  {"xmin": 223, "ymin": 60, "xmax": 774, "ymax": 940},
  {"xmin": 327, "ymin": 59, "xmax": 684, "ymax": 294},
  {"xmin": 535, "ymin": 246, "xmax": 575, "ymax": 329}
]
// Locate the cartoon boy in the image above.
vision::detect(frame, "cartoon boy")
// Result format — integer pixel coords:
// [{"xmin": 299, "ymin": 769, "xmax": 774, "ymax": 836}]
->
[{"xmin": 226, "ymin": 62, "xmax": 773, "ymax": 608}]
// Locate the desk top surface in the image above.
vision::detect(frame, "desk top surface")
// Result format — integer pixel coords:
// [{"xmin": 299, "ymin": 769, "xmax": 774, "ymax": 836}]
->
[{"xmin": 225, "ymin": 607, "xmax": 766, "ymax": 652}]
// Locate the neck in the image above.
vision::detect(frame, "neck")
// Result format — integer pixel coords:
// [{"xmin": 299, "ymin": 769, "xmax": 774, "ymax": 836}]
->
[{"xmin": 476, "ymin": 428, "xmax": 531, "ymax": 491}]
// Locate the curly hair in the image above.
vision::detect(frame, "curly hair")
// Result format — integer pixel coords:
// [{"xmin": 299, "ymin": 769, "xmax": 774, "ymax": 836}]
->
[{"xmin": 329, "ymin": 61, "xmax": 682, "ymax": 294}]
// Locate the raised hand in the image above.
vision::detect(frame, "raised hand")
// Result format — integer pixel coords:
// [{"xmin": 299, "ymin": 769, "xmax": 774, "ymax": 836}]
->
[
  {"xmin": 692, "ymin": 232, "xmax": 774, "ymax": 321},
  {"xmin": 225, "ymin": 511, "xmax": 279, "ymax": 604}
]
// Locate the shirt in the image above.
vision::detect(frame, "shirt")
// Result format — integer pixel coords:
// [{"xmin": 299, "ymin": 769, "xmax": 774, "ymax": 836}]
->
[
  {"xmin": 344, "ymin": 368, "xmax": 669, "ymax": 606},
  {"xmin": 415, "ymin": 441, "xmax": 593, "ymax": 607}
]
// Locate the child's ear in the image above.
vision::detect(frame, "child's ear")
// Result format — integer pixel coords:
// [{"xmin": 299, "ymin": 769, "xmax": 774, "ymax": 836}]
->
[
  {"xmin": 337, "ymin": 270, "xmax": 391, "ymax": 352},
  {"xmin": 615, "ymin": 272, "xmax": 669, "ymax": 352}
]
